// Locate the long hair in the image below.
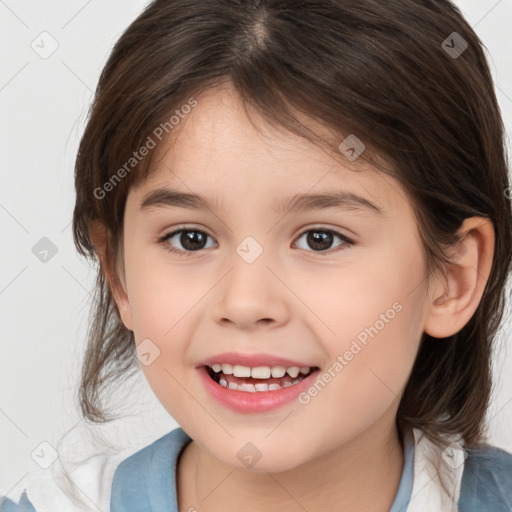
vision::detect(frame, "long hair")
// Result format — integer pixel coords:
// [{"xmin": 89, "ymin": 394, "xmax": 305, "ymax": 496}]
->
[{"xmin": 72, "ymin": 0, "xmax": 512, "ymax": 453}]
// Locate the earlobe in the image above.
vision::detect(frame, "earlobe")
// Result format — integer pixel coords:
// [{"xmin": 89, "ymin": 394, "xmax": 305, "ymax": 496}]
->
[
  {"xmin": 423, "ymin": 217, "xmax": 495, "ymax": 339},
  {"xmin": 88, "ymin": 220, "xmax": 134, "ymax": 331}
]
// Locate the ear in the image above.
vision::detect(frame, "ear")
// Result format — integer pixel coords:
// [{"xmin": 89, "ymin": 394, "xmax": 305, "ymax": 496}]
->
[
  {"xmin": 423, "ymin": 217, "xmax": 495, "ymax": 338},
  {"xmin": 89, "ymin": 220, "xmax": 134, "ymax": 331}
]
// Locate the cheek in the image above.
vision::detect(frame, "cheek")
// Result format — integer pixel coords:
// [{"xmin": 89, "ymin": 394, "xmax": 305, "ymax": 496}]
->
[
  {"xmin": 292, "ymin": 302, "xmax": 423, "ymax": 454},
  {"xmin": 308, "ymin": 241, "xmax": 425, "ymax": 401},
  {"xmin": 302, "ymin": 260, "xmax": 415, "ymax": 346},
  {"xmin": 124, "ymin": 245, "xmax": 203, "ymax": 337},
  {"xmin": 123, "ymin": 245, "xmax": 208, "ymax": 399},
  {"xmin": 139, "ymin": 360, "xmax": 198, "ymax": 430}
]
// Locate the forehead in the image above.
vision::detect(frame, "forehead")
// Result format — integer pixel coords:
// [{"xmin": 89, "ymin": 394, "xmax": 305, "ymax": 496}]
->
[{"xmin": 128, "ymin": 83, "xmax": 410, "ymax": 217}]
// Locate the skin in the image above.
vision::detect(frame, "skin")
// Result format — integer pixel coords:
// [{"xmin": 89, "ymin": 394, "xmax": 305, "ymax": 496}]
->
[{"xmin": 91, "ymin": 82, "xmax": 494, "ymax": 512}]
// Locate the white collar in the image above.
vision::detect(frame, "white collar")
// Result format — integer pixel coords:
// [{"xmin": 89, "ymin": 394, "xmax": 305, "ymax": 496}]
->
[{"xmin": 406, "ymin": 427, "xmax": 465, "ymax": 511}]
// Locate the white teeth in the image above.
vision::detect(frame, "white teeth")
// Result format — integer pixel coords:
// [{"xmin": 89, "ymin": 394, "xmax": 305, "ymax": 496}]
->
[
  {"xmin": 210, "ymin": 363, "xmax": 313, "ymax": 379},
  {"xmin": 233, "ymin": 365, "xmax": 251, "ymax": 378},
  {"xmin": 217, "ymin": 377, "xmax": 302, "ymax": 392},
  {"xmin": 271, "ymin": 366, "xmax": 287, "ymax": 378},
  {"xmin": 286, "ymin": 366, "xmax": 300, "ymax": 378},
  {"xmin": 221, "ymin": 363, "xmax": 234, "ymax": 375},
  {"xmin": 209, "ymin": 363, "xmax": 316, "ymax": 391},
  {"xmin": 251, "ymin": 366, "xmax": 271, "ymax": 379},
  {"xmin": 238, "ymin": 383, "xmax": 256, "ymax": 392}
]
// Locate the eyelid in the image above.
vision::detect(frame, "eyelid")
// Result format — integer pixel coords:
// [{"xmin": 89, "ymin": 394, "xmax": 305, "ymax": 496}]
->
[
  {"xmin": 158, "ymin": 223, "xmax": 355, "ymax": 257},
  {"xmin": 158, "ymin": 223, "xmax": 354, "ymax": 240},
  {"xmin": 296, "ymin": 223, "xmax": 354, "ymax": 239},
  {"xmin": 158, "ymin": 223, "xmax": 212, "ymax": 238}
]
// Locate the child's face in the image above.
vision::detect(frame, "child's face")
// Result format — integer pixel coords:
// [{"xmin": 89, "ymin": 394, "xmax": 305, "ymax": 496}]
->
[{"xmin": 115, "ymin": 83, "xmax": 435, "ymax": 471}]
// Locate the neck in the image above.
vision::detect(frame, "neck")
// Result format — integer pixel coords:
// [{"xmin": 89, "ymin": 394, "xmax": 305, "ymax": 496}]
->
[{"xmin": 177, "ymin": 421, "xmax": 405, "ymax": 512}]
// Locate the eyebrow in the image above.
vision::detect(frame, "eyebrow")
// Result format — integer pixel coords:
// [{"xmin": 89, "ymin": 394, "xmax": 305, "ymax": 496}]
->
[{"xmin": 139, "ymin": 187, "xmax": 384, "ymax": 216}]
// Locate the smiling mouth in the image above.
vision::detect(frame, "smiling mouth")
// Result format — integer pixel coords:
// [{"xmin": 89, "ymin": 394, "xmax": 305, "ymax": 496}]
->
[{"xmin": 205, "ymin": 365, "xmax": 320, "ymax": 392}]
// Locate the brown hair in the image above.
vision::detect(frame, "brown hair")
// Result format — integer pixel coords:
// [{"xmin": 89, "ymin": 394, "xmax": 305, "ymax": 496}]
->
[{"xmin": 72, "ymin": 0, "xmax": 512, "ymax": 452}]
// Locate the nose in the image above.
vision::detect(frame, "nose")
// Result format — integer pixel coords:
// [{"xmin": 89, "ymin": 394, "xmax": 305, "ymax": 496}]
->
[{"xmin": 212, "ymin": 248, "xmax": 290, "ymax": 331}]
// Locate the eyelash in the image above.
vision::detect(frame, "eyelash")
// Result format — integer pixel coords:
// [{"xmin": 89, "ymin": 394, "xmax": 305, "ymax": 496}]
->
[{"xmin": 157, "ymin": 225, "xmax": 354, "ymax": 258}]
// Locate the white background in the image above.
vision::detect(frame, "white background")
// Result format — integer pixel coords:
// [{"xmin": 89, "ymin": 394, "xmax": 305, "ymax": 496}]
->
[{"xmin": 1, "ymin": 0, "xmax": 511, "ymax": 499}]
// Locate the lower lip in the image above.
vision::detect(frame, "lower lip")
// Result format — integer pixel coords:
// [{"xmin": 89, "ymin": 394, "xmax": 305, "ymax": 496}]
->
[{"xmin": 198, "ymin": 366, "xmax": 319, "ymax": 413}]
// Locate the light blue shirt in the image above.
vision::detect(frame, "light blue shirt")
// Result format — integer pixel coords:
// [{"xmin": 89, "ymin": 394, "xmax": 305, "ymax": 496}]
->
[{"xmin": 2, "ymin": 427, "xmax": 512, "ymax": 511}]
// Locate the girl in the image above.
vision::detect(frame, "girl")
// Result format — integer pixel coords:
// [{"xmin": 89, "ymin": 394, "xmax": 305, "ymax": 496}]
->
[{"xmin": 2, "ymin": 0, "xmax": 512, "ymax": 510}]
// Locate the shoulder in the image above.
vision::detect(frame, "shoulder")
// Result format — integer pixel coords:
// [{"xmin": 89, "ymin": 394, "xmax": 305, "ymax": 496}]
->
[
  {"xmin": 0, "ymin": 426, "xmax": 140, "ymax": 512},
  {"xmin": 0, "ymin": 428, "xmax": 191, "ymax": 512},
  {"xmin": 459, "ymin": 443, "xmax": 512, "ymax": 511},
  {"xmin": 113, "ymin": 426, "xmax": 192, "ymax": 475},
  {"xmin": 0, "ymin": 491, "xmax": 36, "ymax": 512},
  {"xmin": 110, "ymin": 427, "xmax": 192, "ymax": 511}
]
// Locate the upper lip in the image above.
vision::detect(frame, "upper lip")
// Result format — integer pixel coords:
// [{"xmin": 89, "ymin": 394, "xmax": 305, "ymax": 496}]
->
[{"xmin": 197, "ymin": 352, "xmax": 318, "ymax": 369}]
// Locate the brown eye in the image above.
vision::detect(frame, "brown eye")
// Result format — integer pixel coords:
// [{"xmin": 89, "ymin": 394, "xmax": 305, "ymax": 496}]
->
[
  {"xmin": 294, "ymin": 228, "xmax": 353, "ymax": 254},
  {"xmin": 160, "ymin": 229, "xmax": 215, "ymax": 256}
]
